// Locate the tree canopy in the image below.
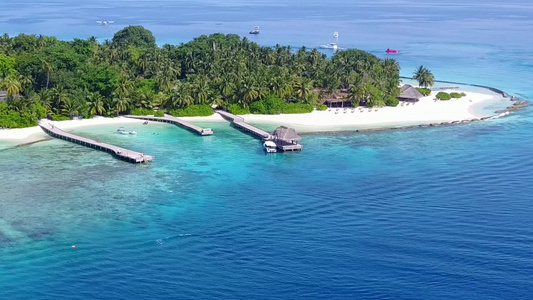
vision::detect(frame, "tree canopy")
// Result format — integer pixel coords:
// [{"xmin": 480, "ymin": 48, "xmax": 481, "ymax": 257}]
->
[
  {"xmin": 0, "ymin": 26, "xmax": 402, "ymax": 128},
  {"xmin": 112, "ymin": 25, "xmax": 156, "ymax": 48},
  {"xmin": 413, "ymin": 65, "xmax": 434, "ymax": 88}
]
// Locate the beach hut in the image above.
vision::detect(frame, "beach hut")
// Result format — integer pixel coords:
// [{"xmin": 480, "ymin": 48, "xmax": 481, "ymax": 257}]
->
[
  {"xmin": 271, "ymin": 126, "xmax": 301, "ymax": 143},
  {"xmin": 398, "ymin": 85, "xmax": 424, "ymax": 102},
  {"xmin": 271, "ymin": 126, "xmax": 303, "ymax": 151}
]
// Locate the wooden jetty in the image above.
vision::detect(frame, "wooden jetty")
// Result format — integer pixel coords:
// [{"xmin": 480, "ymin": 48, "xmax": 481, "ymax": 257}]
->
[
  {"xmin": 39, "ymin": 122, "xmax": 154, "ymax": 163},
  {"xmin": 215, "ymin": 110, "xmax": 303, "ymax": 151},
  {"xmin": 125, "ymin": 114, "xmax": 213, "ymax": 136},
  {"xmin": 216, "ymin": 110, "xmax": 271, "ymax": 139}
]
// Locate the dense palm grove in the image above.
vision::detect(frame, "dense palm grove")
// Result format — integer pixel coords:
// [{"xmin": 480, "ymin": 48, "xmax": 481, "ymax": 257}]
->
[{"xmin": 0, "ymin": 26, "xmax": 401, "ymax": 128}]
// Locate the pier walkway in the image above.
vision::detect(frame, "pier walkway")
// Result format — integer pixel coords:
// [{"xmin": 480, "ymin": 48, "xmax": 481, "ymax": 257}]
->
[
  {"xmin": 215, "ymin": 110, "xmax": 271, "ymax": 139},
  {"xmin": 125, "ymin": 114, "xmax": 213, "ymax": 135},
  {"xmin": 39, "ymin": 122, "xmax": 154, "ymax": 163},
  {"xmin": 215, "ymin": 110, "xmax": 303, "ymax": 151}
]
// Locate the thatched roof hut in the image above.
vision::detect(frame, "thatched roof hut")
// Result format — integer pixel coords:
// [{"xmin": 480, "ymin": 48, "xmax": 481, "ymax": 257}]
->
[
  {"xmin": 398, "ymin": 85, "xmax": 424, "ymax": 102},
  {"xmin": 271, "ymin": 126, "xmax": 301, "ymax": 142}
]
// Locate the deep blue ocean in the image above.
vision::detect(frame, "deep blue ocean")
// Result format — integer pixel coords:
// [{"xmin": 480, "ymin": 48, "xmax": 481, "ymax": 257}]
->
[{"xmin": 1, "ymin": 1, "xmax": 533, "ymax": 299}]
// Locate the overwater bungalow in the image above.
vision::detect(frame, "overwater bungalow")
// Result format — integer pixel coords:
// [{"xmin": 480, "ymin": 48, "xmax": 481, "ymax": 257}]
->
[
  {"xmin": 398, "ymin": 84, "xmax": 424, "ymax": 102},
  {"xmin": 271, "ymin": 126, "xmax": 303, "ymax": 151}
]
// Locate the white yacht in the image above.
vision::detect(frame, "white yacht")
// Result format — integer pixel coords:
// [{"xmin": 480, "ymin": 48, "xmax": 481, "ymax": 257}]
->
[
  {"xmin": 320, "ymin": 42, "xmax": 338, "ymax": 49},
  {"xmin": 320, "ymin": 31, "xmax": 340, "ymax": 50},
  {"xmin": 263, "ymin": 140, "xmax": 277, "ymax": 153}
]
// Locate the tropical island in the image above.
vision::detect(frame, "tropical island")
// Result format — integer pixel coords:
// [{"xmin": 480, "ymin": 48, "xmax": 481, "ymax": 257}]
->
[{"xmin": 0, "ymin": 25, "xmax": 510, "ymax": 139}]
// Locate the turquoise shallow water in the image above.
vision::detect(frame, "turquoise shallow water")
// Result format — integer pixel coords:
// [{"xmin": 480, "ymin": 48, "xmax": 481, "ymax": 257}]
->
[{"xmin": 2, "ymin": 0, "xmax": 533, "ymax": 299}]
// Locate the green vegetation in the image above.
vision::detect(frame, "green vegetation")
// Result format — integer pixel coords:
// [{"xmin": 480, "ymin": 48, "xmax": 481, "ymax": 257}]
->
[
  {"xmin": 226, "ymin": 104, "xmax": 250, "ymax": 115},
  {"xmin": 436, "ymin": 91, "xmax": 467, "ymax": 100},
  {"xmin": 169, "ymin": 104, "xmax": 213, "ymax": 117},
  {"xmin": 316, "ymin": 104, "xmax": 328, "ymax": 111},
  {"xmin": 130, "ymin": 108, "xmax": 155, "ymax": 115},
  {"xmin": 154, "ymin": 110, "xmax": 164, "ymax": 117},
  {"xmin": 450, "ymin": 92, "xmax": 466, "ymax": 98},
  {"xmin": 0, "ymin": 26, "xmax": 401, "ymax": 128},
  {"xmin": 436, "ymin": 92, "xmax": 452, "ymax": 100},
  {"xmin": 413, "ymin": 66, "xmax": 434, "ymax": 88},
  {"xmin": 416, "ymin": 87, "xmax": 431, "ymax": 95},
  {"xmin": 385, "ymin": 96, "xmax": 399, "ymax": 107},
  {"xmin": 249, "ymin": 95, "xmax": 314, "ymax": 114},
  {"xmin": 0, "ymin": 101, "xmax": 44, "ymax": 128},
  {"xmin": 50, "ymin": 114, "xmax": 71, "ymax": 121}
]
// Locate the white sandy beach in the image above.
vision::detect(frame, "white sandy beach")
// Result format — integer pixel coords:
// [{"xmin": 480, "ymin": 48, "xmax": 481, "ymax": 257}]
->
[
  {"xmin": 0, "ymin": 88, "xmax": 509, "ymax": 144},
  {"xmin": 235, "ymin": 89, "xmax": 508, "ymax": 132},
  {"xmin": 0, "ymin": 116, "xmax": 142, "ymax": 142}
]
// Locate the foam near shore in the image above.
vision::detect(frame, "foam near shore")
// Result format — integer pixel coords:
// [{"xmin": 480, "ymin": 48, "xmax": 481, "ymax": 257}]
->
[{"xmin": 0, "ymin": 88, "xmax": 511, "ymax": 143}]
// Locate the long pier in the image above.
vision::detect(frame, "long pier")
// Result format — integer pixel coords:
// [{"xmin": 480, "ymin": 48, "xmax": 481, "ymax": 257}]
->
[
  {"xmin": 215, "ymin": 110, "xmax": 271, "ymax": 139},
  {"xmin": 125, "ymin": 114, "xmax": 213, "ymax": 135},
  {"xmin": 39, "ymin": 122, "xmax": 154, "ymax": 163}
]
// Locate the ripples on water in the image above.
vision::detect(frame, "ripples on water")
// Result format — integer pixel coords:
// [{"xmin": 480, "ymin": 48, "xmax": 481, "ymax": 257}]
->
[{"xmin": 0, "ymin": 110, "xmax": 532, "ymax": 299}]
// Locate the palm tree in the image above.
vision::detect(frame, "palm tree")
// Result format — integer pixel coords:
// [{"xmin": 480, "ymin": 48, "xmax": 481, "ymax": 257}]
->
[
  {"xmin": 135, "ymin": 91, "xmax": 156, "ymax": 109},
  {"xmin": 2, "ymin": 75, "xmax": 22, "ymax": 95},
  {"xmin": 33, "ymin": 89, "xmax": 53, "ymax": 112},
  {"xmin": 61, "ymin": 98, "xmax": 82, "ymax": 118},
  {"xmin": 293, "ymin": 78, "xmax": 313, "ymax": 101},
  {"xmin": 115, "ymin": 74, "xmax": 133, "ymax": 96},
  {"xmin": 413, "ymin": 65, "xmax": 434, "ymax": 88},
  {"xmin": 52, "ymin": 87, "xmax": 68, "ymax": 112},
  {"xmin": 87, "ymin": 92, "xmax": 106, "ymax": 115},
  {"xmin": 42, "ymin": 60, "xmax": 53, "ymax": 89},
  {"xmin": 18, "ymin": 74, "xmax": 33, "ymax": 94},
  {"xmin": 112, "ymin": 94, "xmax": 130, "ymax": 116}
]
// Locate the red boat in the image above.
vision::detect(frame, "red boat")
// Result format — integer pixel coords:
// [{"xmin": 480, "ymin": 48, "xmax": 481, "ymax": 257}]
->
[{"xmin": 386, "ymin": 48, "xmax": 399, "ymax": 53}]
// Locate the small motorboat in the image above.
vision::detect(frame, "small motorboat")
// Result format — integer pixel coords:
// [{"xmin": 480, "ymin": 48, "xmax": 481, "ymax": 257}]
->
[
  {"xmin": 143, "ymin": 121, "xmax": 148, "ymax": 125},
  {"xmin": 263, "ymin": 140, "xmax": 277, "ymax": 153},
  {"xmin": 116, "ymin": 127, "xmax": 128, "ymax": 135},
  {"xmin": 386, "ymin": 48, "xmax": 399, "ymax": 53},
  {"xmin": 128, "ymin": 130, "xmax": 137, "ymax": 135},
  {"xmin": 249, "ymin": 26, "xmax": 259, "ymax": 34}
]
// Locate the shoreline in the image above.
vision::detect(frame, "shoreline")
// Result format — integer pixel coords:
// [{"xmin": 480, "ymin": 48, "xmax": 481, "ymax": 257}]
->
[{"xmin": 0, "ymin": 87, "xmax": 527, "ymax": 145}]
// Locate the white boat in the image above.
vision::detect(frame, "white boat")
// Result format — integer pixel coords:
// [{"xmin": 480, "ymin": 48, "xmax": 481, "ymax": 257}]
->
[
  {"xmin": 320, "ymin": 31, "xmax": 340, "ymax": 50},
  {"xmin": 116, "ymin": 127, "xmax": 128, "ymax": 135},
  {"xmin": 249, "ymin": 26, "xmax": 260, "ymax": 34},
  {"xmin": 116, "ymin": 127, "xmax": 136, "ymax": 135},
  {"xmin": 263, "ymin": 140, "xmax": 277, "ymax": 153},
  {"xmin": 320, "ymin": 42, "xmax": 338, "ymax": 49}
]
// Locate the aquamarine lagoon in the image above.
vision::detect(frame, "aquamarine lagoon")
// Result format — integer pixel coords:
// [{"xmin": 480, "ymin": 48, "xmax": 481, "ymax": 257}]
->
[{"xmin": 1, "ymin": 0, "xmax": 533, "ymax": 299}]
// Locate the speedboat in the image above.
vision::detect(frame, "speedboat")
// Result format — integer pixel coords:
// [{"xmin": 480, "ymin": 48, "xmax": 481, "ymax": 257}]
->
[
  {"xmin": 263, "ymin": 140, "xmax": 277, "ymax": 153},
  {"xmin": 128, "ymin": 130, "xmax": 137, "ymax": 135},
  {"xmin": 320, "ymin": 42, "xmax": 338, "ymax": 49},
  {"xmin": 386, "ymin": 48, "xmax": 399, "ymax": 53},
  {"xmin": 249, "ymin": 26, "xmax": 259, "ymax": 34},
  {"xmin": 116, "ymin": 127, "xmax": 128, "ymax": 135}
]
